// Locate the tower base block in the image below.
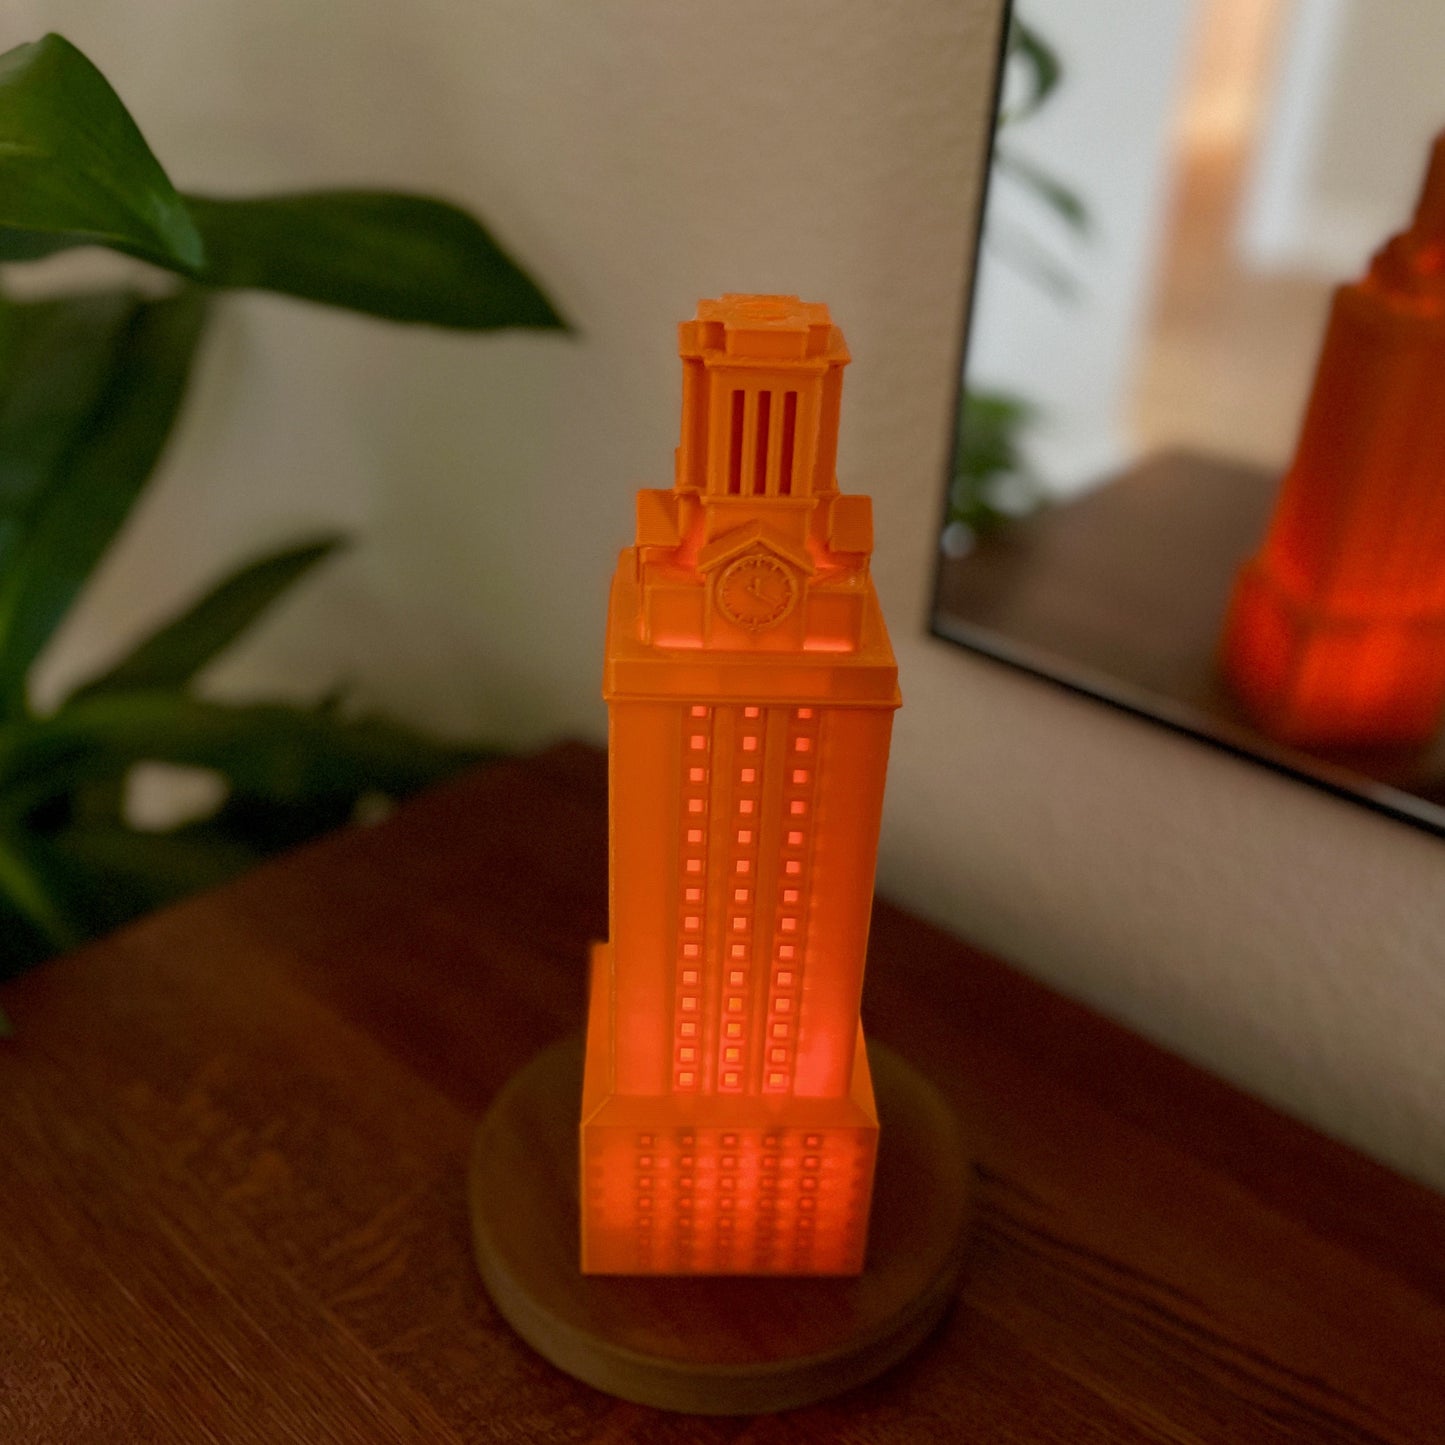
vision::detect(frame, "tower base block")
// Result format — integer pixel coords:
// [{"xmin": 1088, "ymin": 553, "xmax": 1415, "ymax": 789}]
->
[
  {"xmin": 468, "ymin": 1033, "xmax": 971, "ymax": 1415},
  {"xmin": 580, "ymin": 943, "xmax": 879, "ymax": 1275},
  {"xmin": 1224, "ymin": 558, "xmax": 1445, "ymax": 747}
]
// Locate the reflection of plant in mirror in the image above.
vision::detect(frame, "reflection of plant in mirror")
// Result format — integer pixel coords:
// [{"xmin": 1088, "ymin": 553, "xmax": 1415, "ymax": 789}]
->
[
  {"xmin": 951, "ymin": 13, "xmax": 1089, "ymax": 544},
  {"xmin": 0, "ymin": 35, "xmax": 568, "ymax": 988},
  {"xmin": 945, "ymin": 391, "xmax": 1043, "ymax": 551},
  {"xmin": 988, "ymin": 14, "xmax": 1090, "ymax": 298}
]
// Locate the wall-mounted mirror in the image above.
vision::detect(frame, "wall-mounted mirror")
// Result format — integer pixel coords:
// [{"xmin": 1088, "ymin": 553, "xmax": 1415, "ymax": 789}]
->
[{"xmin": 932, "ymin": 0, "xmax": 1445, "ymax": 834}]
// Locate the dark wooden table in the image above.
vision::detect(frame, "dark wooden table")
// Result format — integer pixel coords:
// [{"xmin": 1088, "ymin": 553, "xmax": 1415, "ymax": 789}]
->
[{"xmin": 3, "ymin": 744, "xmax": 1443, "ymax": 1442}]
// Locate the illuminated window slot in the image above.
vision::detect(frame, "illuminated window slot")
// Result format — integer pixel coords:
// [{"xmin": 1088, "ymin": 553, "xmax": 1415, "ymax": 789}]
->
[
  {"xmin": 760, "ymin": 717, "xmax": 820, "ymax": 1096},
  {"xmin": 674, "ymin": 707, "xmax": 718, "ymax": 1091}
]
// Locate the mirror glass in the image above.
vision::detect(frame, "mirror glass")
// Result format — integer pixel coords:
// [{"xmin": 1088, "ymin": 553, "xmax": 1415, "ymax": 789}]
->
[{"xmin": 932, "ymin": 0, "xmax": 1445, "ymax": 834}]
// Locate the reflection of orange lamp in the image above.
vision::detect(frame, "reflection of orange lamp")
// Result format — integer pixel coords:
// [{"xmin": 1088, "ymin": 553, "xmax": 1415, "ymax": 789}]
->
[
  {"xmin": 1222, "ymin": 133, "xmax": 1445, "ymax": 747},
  {"xmin": 580, "ymin": 295, "xmax": 899, "ymax": 1275}
]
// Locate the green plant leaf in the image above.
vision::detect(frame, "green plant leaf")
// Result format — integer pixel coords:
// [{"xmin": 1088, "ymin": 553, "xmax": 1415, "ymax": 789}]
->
[
  {"xmin": 982, "ymin": 215, "xmax": 1083, "ymax": 302},
  {"xmin": 952, "ymin": 388, "xmax": 1044, "ymax": 531},
  {"xmin": 0, "ymin": 825, "xmax": 80, "ymax": 953},
  {"xmin": 1002, "ymin": 18, "xmax": 1063, "ymax": 126},
  {"xmin": 70, "ymin": 535, "xmax": 346, "ymax": 703},
  {"xmin": 0, "ymin": 691, "xmax": 485, "ymax": 810},
  {"xmin": 994, "ymin": 148, "xmax": 1090, "ymax": 236},
  {"xmin": 0, "ymin": 289, "xmax": 144, "ymax": 572},
  {"xmin": 0, "ymin": 38, "xmax": 566, "ymax": 333},
  {"xmin": 200, "ymin": 789, "xmax": 356, "ymax": 856},
  {"xmin": 39, "ymin": 819, "xmax": 264, "ymax": 933},
  {"xmin": 0, "ymin": 34, "xmax": 204, "ymax": 270},
  {"xmin": 0, "ymin": 287, "xmax": 207, "ymax": 717},
  {"xmin": 0, "ymin": 889, "xmax": 57, "ymax": 978},
  {"xmin": 0, "ymin": 692, "xmax": 494, "ymax": 962},
  {"xmin": 183, "ymin": 191, "xmax": 567, "ymax": 329}
]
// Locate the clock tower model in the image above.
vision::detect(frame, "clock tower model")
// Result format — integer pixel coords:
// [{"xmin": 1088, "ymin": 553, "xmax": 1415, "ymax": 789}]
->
[{"xmin": 580, "ymin": 295, "xmax": 900, "ymax": 1275}]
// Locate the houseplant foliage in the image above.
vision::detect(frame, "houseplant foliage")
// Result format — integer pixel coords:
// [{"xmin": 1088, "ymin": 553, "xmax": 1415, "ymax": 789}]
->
[
  {"xmin": 0, "ymin": 34, "xmax": 567, "ymax": 981},
  {"xmin": 951, "ymin": 13, "xmax": 1086, "ymax": 538}
]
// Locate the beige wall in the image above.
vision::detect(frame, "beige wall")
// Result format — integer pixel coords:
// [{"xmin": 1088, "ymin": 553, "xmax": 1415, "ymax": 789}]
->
[
  {"xmin": 13, "ymin": 1, "xmax": 1445, "ymax": 1189},
  {"xmin": 1309, "ymin": 0, "xmax": 1445, "ymax": 250},
  {"xmin": 1243, "ymin": 0, "xmax": 1445, "ymax": 274},
  {"xmin": 967, "ymin": 0, "xmax": 1197, "ymax": 492}
]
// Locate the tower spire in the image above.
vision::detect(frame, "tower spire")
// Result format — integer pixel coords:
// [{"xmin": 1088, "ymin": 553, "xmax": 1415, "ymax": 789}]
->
[{"xmin": 675, "ymin": 294, "xmax": 848, "ymax": 501}]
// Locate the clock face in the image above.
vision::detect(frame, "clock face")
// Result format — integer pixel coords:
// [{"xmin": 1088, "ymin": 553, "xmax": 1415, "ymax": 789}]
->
[{"xmin": 717, "ymin": 554, "xmax": 799, "ymax": 631}]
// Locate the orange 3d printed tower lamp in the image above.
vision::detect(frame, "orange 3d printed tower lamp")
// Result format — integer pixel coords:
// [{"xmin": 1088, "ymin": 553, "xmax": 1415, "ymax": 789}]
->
[
  {"xmin": 468, "ymin": 297, "xmax": 970, "ymax": 1415},
  {"xmin": 1222, "ymin": 132, "xmax": 1445, "ymax": 748}
]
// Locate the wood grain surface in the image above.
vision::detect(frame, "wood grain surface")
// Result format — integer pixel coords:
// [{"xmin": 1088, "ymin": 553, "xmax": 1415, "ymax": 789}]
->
[{"xmin": 2, "ymin": 742, "xmax": 1443, "ymax": 1442}]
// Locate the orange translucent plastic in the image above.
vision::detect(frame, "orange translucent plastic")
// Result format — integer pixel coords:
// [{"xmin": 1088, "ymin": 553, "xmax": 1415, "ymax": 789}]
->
[
  {"xmin": 1222, "ymin": 132, "xmax": 1445, "ymax": 747},
  {"xmin": 580, "ymin": 297, "xmax": 900, "ymax": 1275}
]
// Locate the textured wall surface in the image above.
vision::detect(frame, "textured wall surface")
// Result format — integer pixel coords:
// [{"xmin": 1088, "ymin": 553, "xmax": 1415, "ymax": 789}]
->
[{"xmin": 11, "ymin": 1, "xmax": 1445, "ymax": 1189}]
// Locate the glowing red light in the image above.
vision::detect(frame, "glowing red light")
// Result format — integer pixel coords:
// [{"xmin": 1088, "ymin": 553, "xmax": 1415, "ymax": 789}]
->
[{"xmin": 1222, "ymin": 132, "xmax": 1445, "ymax": 746}]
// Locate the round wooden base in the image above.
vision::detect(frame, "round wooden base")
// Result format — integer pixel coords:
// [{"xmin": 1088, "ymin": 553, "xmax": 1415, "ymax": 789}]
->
[{"xmin": 468, "ymin": 1036, "xmax": 970, "ymax": 1415}]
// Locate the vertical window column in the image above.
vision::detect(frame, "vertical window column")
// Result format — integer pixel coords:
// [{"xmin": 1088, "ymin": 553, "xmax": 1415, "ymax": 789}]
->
[
  {"xmin": 717, "ymin": 705, "xmax": 763, "ymax": 1091},
  {"xmin": 764, "ymin": 707, "xmax": 820, "ymax": 1094},
  {"xmin": 792, "ymin": 1132, "xmax": 824, "ymax": 1270},
  {"xmin": 674, "ymin": 706, "xmax": 713, "ymax": 1092},
  {"xmin": 674, "ymin": 1128, "xmax": 697, "ymax": 1270},
  {"xmin": 634, "ymin": 1132, "xmax": 655, "ymax": 1269}
]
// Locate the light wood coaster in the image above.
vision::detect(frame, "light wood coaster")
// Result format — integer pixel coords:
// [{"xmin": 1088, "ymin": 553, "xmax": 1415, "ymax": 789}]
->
[{"xmin": 468, "ymin": 1035, "xmax": 971, "ymax": 1415}]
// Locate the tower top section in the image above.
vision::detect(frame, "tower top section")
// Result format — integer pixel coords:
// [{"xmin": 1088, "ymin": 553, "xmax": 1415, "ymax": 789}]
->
[
  {"xmin": 675, "ymin": 295, "xmax": 849, "ymax": 501},
  {"xmin": 1368, "ymin": 130, "xmax": 1445, "ymax": 309},
  {"xmin": 680, "ymin": 294, "xmax": 849, "ymax": 365},
  {"xmin": 613, "ymin": 296, "xmax": 894, "ymax": 671}
]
